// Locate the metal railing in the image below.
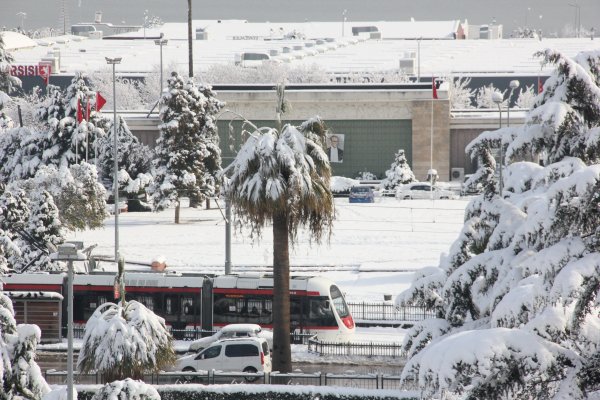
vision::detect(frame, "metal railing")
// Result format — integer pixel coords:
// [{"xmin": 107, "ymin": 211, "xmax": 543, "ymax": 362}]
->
[
  {"xmin": 347, "ymin": 302, "xmax": 435, "ymax": 323},
  {"xmin": 44, "ymin": 369, "xmax": 419, "ymax": 391},
  {"xmin": 308, "ymin": 338, "xmax": 406, "ymax": 358}
]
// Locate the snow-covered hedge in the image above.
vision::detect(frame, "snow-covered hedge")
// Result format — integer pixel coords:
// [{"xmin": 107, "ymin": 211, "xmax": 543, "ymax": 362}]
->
[{"xmin": 75, "ymin": 384, "xmax": 418, "ymax": 400}]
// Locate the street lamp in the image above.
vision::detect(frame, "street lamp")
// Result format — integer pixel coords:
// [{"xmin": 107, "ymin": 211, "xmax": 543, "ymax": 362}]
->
[
  {"xmin": 105, "ymin": 56, "xmax": 122, "ymax": 261},
  {"xmin": 143, "ymin": 9, "xmax": 148, "ymax": 39},
  {"xmin": 569, "ymin": 3, "xmax": 581, "ymax": 38},
  {"xmin": 492, "ymin": 91, "xmax": 504, "ymax": 195},
  {"xmin": 154, "ymin": 37, "xmax": 168, "ymax": 96},
  {"xmin": 342, "ymin": 9, "xmax": 347, "ymax": 37},
  {"xmin": 16, "ymin": 12, "xmax": 26, "ymax": 30},
  {"xmin": 50, "ymin": 243, "xmax": 87, "ymax": 400},
  {"xmin": 507, "ymin": 80, "xmax": 520, "ymax": 127}
]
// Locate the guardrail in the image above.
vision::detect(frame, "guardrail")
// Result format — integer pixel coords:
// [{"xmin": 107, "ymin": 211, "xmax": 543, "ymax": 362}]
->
[
  {"xmin": 347, "ymin": 302, "xmax": 435, "ymax": 323},
  {"xmin": 308, "ymin": 338, "xmax": 406, "ymax": 358},
  {"xmin": 44, "ymin": 369, "xmax": 418, "ymax": 390}
]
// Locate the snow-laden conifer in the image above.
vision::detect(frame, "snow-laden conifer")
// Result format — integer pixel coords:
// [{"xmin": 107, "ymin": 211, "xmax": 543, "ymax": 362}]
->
[
  {"xmin": 397, "ymin": 49, "xmax": 600, "ymax": 398},
  {"xmin": 96, "ymin": 116, "xmax": 153, "ymax": 196},
  {"xmin": 380, "ymin": 149, "xmax": 416, "ymax": 190},
  {"xmin": 0, "ymin": 293, "xmax": 50, "ymax": 400},
  {"xmin": 148, "ymin": 72, "xmax": 223, "ymax": 222}
]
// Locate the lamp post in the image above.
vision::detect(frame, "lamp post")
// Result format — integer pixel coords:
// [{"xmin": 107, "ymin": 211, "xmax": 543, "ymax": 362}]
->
[
  {"xmin": 105, "ymin": 57, "xmax": 122, "ymax": 261},
  {"xmin": 50, "ymin": 243, "xmax": 87, "ymax": 400},
  {"xmin": 569, "ymin": 3, "xmax": 581, "ymax": 38},
  {"xmin": 154, "ymin": 37, "xmax": 168, "ymax": 96},
  {"xmin": 16, "ymin": 12, "xmax": 26, "ymax": 30},
  {"xmin": 492, "ymin": 91, "xmax": 504, "ymax": 195},
  {"xmin": 507, "ymin": 80, "xmax": 520, "ymax": 127},
  {"xmin": 143, "ymin": 9, "xmax": 148, "ymax": 39},
  {"xmin": 342, "ymin": 9, "xmax": 347, "ymax": 37},
  {"xmin": 417, "ymin": 37, "xmax": 422, "ymax": 82}
]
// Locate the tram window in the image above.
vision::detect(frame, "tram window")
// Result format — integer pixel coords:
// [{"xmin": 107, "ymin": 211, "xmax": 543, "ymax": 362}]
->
[
  {"xmin": 166, "ymin": 298, "xmax": 172, "ymax": 314},
  {"xmin": 330, "ymin": 285, "xmax": 350, "ymax": 318},
  {"xmin": 138, "ymin": 295, "xmax": 154, "ymax": 311},
  {"xmin": 305, "ymin": 297, "xmax": 337, "ymax": 327}
]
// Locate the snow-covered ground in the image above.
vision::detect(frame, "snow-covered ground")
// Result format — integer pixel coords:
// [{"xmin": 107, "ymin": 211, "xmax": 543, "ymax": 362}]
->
[{"xmin": 67, "ymin": 196, "xmax": 468, "ymax": 303}]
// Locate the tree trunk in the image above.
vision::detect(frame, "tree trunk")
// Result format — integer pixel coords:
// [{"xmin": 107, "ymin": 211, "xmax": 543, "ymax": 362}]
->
[
  {"xmin": 187, "ymin": 0, "xmax": 193, "ymax": 78},
  {"xmin": 175, "ymin": 200, "xmax": 180, "ymax": 224},
  {"xmin": 272, "ymin": 211, "xmax": 291, "ymax": 373},
  {"xmin": 205, "ymin": 198, "xmax": 210, "ymax": 209}
]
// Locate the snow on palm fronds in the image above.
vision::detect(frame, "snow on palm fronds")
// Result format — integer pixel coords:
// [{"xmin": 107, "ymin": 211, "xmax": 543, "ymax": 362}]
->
[
  {"xmin": 398, "ymin": 50, "xmax": 600, "ymax": 399},
  {"xmin": 223, "ymin": 117, "xmax": 334, "ymax": 243},
  {"xmin": 77, "ymin": 301, "xmax": 176, "ymax": 382}
]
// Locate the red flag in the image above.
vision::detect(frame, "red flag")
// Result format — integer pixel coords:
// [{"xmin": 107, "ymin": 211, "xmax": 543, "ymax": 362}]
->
[
  {"xmin": 538, "ymin": 77, "xmax": 544, "ymax": 94},
  {"xmin": 39, "ymin": 63, "xmax": 51, "ymax": 86},
  {"xmin": 86, "ymin": 100, "xmax": 91, "ymax": 121},
  {"xmin": 432, "ymin": 77, "xmax": 438, "ymax": 99},
  {"xmin": 96, "ymin": 92, "xmax": 107, "ymax": 111},
  {"xmin": 77, "ymin": 99, "xmax": 83, "ymax": 123}
]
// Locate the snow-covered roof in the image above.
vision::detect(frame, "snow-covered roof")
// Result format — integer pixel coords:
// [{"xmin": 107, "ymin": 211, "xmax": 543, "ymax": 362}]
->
[
  {"xmin": 6, "ymin": 20, "xmax": 600, "ymax": 77},
  {"xmin": 0, "ymin": 31, "xmax": 37, "ymax": 50},
  {"xmin": 4, "ymin": 291, "xmax": 64, "ymax": 300}
]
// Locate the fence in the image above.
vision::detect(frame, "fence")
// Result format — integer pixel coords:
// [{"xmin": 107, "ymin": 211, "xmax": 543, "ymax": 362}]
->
[
  {"xmin": 308, "ymin": 338, "xmax": 406, "ymax": 358},
  {"xmin": 347, "ymin": 302, "xmax": 435, "ymax": 323},
  {"xmin": 44, "ymin": 369, "xmax": 418, "ymax": 391}
]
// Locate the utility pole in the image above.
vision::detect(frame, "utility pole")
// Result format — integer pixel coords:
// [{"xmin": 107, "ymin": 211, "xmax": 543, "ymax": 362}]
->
[{"xmin": 188, "ymin": 0, "xmax": 193, "ymax": 78}]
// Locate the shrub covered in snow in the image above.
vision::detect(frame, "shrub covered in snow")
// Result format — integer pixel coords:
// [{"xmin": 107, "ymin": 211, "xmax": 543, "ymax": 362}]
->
[
  {"xmin": 76, "ymin": 384, "xmax": 418, "ymax": 400},
  {"xmin": 77, "ymin": 301, "xmax": 176, "ymax": 382},
  {"xmin": 89, "ymin": 379, "xmax": 160, "ymax": 400},
  {"xmin": 397, "ymin": 49, "xmax": 600, "ymax": 399},
  {"xmin": 380, "ymin": 149, "xmax": 416, "ymax": 190}
]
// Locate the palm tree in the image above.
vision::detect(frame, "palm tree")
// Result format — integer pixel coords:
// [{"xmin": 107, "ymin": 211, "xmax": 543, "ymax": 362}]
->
[{"xmin": 222, "ymin": 117, "xmax": 334, "ymax": 373}]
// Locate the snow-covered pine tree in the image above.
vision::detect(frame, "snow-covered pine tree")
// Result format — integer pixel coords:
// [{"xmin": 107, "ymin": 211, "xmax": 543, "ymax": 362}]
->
[
  {"xmin": 0, "ymin": 293, "xmax": 50, "ymax": 400},
  {"xmin": 97, "ymin": 115, "xmax": 153, "ymax": 196},
  {"xmin": 0, "ymin": 33, "xmax": 20, "ymax": 104},
  {"xmin": 36, "ymin": 73, "xmax": 95, "ymax": 169},
  {"xmin": 148, "ymin": 72, "xmax": 224, "ymax": 222},
  {"xmin": 20, "ymin": 190, "xmax": 63, "ymax": 272},
  {"xmin": 397, "ymin": 49, "xmax": 600, "ymax": 399},
  {"xmin": 380, "ymin": 149, "xmax": 416, "ymax": 190}
]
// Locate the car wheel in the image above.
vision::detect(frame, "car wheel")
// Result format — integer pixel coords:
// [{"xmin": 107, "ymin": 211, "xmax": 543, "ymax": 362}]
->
[
  {"xmin": 243, "ymin": 367, "xmax": 259, "ymax": 382},
  {"xmin": 182, "ymin": 367, "xmax": 200, "ymax": 383},
  {"xmin": 404, "ymin": 195, "xmax": 411, "ymax": 200}
]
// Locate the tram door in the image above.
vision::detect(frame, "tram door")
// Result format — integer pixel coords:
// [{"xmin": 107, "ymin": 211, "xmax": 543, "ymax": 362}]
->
[{"xmin": 201, "ymin": 277, "xmax": 213, "ymax": 336}]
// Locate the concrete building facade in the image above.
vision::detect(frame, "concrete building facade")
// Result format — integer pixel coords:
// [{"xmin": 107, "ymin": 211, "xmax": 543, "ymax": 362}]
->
[{"xmin": 126, "ymin": 84, "xmax": 451, "ymax": 181}]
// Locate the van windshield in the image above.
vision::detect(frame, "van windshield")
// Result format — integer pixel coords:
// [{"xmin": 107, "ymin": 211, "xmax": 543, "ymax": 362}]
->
[{"xmin": 351, "ymin": 187, "xmax": 370, "ymax": 193}]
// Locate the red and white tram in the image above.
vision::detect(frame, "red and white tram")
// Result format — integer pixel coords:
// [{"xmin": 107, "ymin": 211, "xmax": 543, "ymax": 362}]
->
[{"xmin": 1, "ymin": 272, "xmax": 355, "ymax": 340}]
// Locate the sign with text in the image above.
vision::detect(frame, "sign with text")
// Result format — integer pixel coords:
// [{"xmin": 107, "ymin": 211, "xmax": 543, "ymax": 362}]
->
[{"xmin": 9, "ymin": 63, "xmax": 52, "ymax": 85}]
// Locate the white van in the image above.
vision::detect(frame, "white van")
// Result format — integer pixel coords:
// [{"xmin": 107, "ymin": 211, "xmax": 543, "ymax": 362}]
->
[
  {"xmin": 188, "ymin": 324, "xmax": 273, "ymax": 353},
  {"xmin": 175, "ymin": 337, "xmax": 271, "ymax": 381}
]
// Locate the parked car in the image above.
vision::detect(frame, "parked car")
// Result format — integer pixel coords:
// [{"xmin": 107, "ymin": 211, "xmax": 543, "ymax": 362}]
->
[
  {"xmin": 460, "ymin": 174, "xmax": 483, "ymax": 196},
  {"xmin": 396, "ymin": 182, "xmax": 458, "ymax": 200},
  {"xmin": 349, "ymin": 185, "xmax": 375, "ymax": 203},
  {"xmin": 175, "ymin": 337, "xmax": 272, "ymax": 382},
  {"xmin": 188, "ymin": 324, "xmax": 273, "ymax": 353}
]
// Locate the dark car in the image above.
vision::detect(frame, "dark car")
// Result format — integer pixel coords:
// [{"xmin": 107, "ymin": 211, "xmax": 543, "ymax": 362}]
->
[{"xmin": 349, "ymin": 186, "xmax": 375, "ymax": 203}]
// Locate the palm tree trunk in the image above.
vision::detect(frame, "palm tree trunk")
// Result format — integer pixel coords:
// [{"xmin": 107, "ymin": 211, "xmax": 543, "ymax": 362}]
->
[
  {"xmin": 187, "ymin": 0, "xmax": 193, "ymax": 78},
  {"xmin": 272, "ymin": 211, "xmax": 292, "ymax": 373},
  {"xmin": 175, "ymin": 200, "xmax": 180, "ymax": 224}
]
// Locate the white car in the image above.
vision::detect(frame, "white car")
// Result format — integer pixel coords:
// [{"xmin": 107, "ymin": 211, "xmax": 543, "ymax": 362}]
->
[
  {"xmin": 188, "ymin": 324, "xmax": 273, "ymax": 353},
  {"xmin": 396, "ymin": 182, "xmax": 459, "ymax": 200},
  {"xmin": 175, "ymin": 337, "xmax": 272, "ymax": 382}
]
